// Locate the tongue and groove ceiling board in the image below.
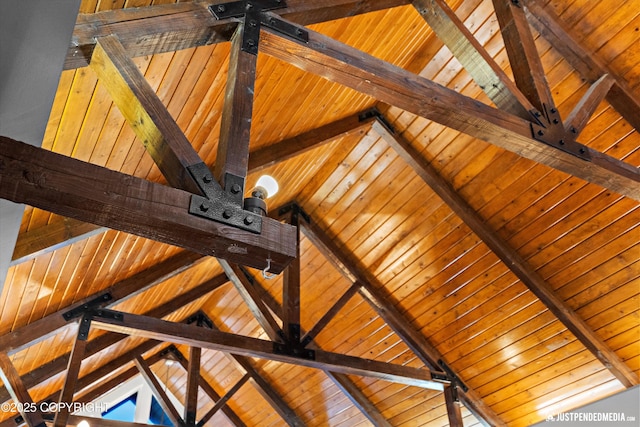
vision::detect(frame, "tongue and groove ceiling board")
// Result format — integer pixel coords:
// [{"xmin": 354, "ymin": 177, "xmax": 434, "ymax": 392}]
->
[{"xmin": 0, "ymin": 0, "xmax": 638, "ymax": 426}]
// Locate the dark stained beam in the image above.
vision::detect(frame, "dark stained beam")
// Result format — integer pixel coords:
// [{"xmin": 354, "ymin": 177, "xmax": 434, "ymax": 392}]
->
[
  {"xmin": 301, "ymin": 284, "xmax": 358, "ymax": 346},
  {"xmin": 214, "ymin": 21, "xmax": 257, "ymax": 190},
  {"xmin": 491, "ymin": 0, "xmax": 556, "ymax": 113},
  {"xmin": 282, "ymin": 208, "xmax": 302, "ymax": 344},
  {"xmin": 90, "ymin": 309, "xmax": 446, "ymax": 390},
  {"xmin": 171, "ymin": 347, "xmax": 248, "ymax": 427},
  {"xmin": 0, "ymin": 352, "xmax": 46, "ymax": 427},
  {"xmin": 373, "ymin": 117, "xmax": 639, "ymax": 388},
  {"xmin": 53, "ymin": 324, "xmax": 88, "ymax": 427},
  {"xmin": 522, "ymin": 0, "xmax": 640, "ymax": 131},
  {"xmin": 258, "ymin": 16, "xmax": 640, "ymax": 200},
  {"xmin": 64, "ymin": 1, "xmax": 412, "ymax": 70},
  {"xmin": 297, "ymin": 212, "xmax": 505, "ymax": 426},
  {"xmin": 0, "ymin": 136, "xmax": 296, "ymax": 273},
  {"xmin": 185, "ymin": 345, "xmax": 202, "ymax": 425},
  {"xmin": 564, "ymin": 74, "xmax": 615, "ymax": 136},
  {"xmin": 0, "ymin": 273, "xmax": 228, "ymax": 406},
  {"xmin": 325, "ymin": 371, "xmax": 393, "ymax": 427},
  {"xmin": 0, "ymin": 250, "xmax": 204, "ymax": 356},
  {"xmin": 90, "ymin": 34, "xmax": 203, "ymax": 195},
  {"xmin": 218, "ymin": 259, "xmax": 283, "ymax": 341},
  {"xmin": 444, "ymin": 386, "xmax": 464, "ymax": 427},
  {"xmin": 134, "ymin": 355, "xmax": 184, "ymax": 427},
  {"xmin": 412, "ymin": 0, "xmax": 535, "ymax": 119},
  {"xmin": 197, "ymin": 373, "xmax": 250, "ymax": 427}
]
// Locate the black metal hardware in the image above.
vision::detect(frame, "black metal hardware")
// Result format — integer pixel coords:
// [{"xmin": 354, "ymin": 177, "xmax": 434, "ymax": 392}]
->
[
  {"xmin": 188, "ymin": 163, "xmax": 263, "ymax": 233},
  {"xmin": 529, "ymin": 104, "xmax": 591, "ymax": 161},
  {"xmin": 260, "ymin": 13, "xmax": 308, "ymax": 44},
  {"xmin": 438, "ymin": 359, "xmax": 468, "ymax": 393},
  {"xmin": 209, "ymin": 0, "xmax": 286, "ymax": 20},
  {"xmin": 273, "ymin": 324, "xmax": 315, "ymax": 360},
  {"xmin": 77, "ymin": 314, "xmax": 92, "ymax": 341},
  {"xmin": 62, "ymin": 293, "xmax": 113, "ymax": 320}
]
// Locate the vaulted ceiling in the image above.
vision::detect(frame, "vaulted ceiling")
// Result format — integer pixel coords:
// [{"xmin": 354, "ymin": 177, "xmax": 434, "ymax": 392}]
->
[{"xmin": 0, "ymin": 0, "xmax": 638, "ymax": 426}]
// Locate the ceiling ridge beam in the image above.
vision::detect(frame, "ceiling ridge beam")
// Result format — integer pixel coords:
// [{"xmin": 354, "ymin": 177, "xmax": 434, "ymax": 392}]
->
[
  {"xmin": 257, "ymin": 14, "xmax": 640, "ymax": 200},
  {"xmin": 0, "ymin": 274, "xmax": 228, "ymax": 406},
  {"xmin": 294, "ymin": 205, "xmax": 504, "ymax": 426},
  {"xmin": 522, "ymin": 0, "xmax": 640, "ymax": 131},
  {"xmin": 64, "ymin": 0, "xmax": 412, "ymax": 70},
  {"xmin": 372, "ymin": 115, "xmax": 639, "ymax": 388},
  {"xmin": 412, "ymin": 0, "xmax": 536, "ymax": 119}
]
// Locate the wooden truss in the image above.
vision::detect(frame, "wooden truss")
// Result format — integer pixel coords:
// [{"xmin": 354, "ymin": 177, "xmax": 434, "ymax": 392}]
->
[{"xmin": 1, "ymin": 0, "xmax": 639, "ymax": 426}]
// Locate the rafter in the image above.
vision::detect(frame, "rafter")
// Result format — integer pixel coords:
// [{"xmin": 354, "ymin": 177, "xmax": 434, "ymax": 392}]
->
[
  {"xmin": 134, "ymin": 355, "xmax": 184, "ymax": 426},
  {"xmin": 257, "ymin": 16, "xmax": 640, "ymax": 200},
  {"xmin": 412, "ymin": 0, "xmax": 535, "ymax": 119},
  {"xmin": 522, "ymin": 0, "xmax": 640, "ymax": 131},
  {"xmin": 491, "ymin": 0, "xmax": 556, "ymax": 113},
  {"xmin": 0, "ymin": 352, "xmax": 46, "ymax": 427},
  {"xmin": 372, "ymin": 116, "xmax": 639, "ymax": 388}
]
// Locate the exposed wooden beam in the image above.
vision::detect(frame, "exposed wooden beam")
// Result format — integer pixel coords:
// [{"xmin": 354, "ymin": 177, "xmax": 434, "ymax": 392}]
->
[
  {"xmin": 64, "ymin": 0, "xmax": 412, "ymax": 70},
  {"xmin": 283, "ymin": 207, "xmax": 302, "ymax": 344},
  {"xmin": 90, "ymin": 34, "xmax": 203, "ymax": 194},
  {"xmin": 258, "ymin": 16, "xmax": 640, "ymax": 200},
  {"xmin": 53, "ymin": 325, "xmax": 88, "ymax": 427},
  {"xmin": 297, "ymin": 212, "xmax": 505, "ymax": 426},
  {"xmin": 134, "ymin": 355, "xmax": 184, "ymax": 427},
  {"xmin": 0, "ymin": 251, "xmax": 204, "ymax": 355},
  {"xmin": 217, "ymin": 259, "xmax": 283, "ymax": 341},
  {"xmin": 248, "ymin": 110, "xmax": 375, "ymax": 173},
  {"xmin": 171, "ymin": 347, "xmax": 248, "ymax": 427},
  {"xmin": 325, "ymin": 371, "xmax": 393, "ymax": 427},
  {"xmin": 185, "ymin": 345, "xmax": 202, "ymax": 425},
  {"xmin": 564, "ymin": 74, "xmax": 616, "ymax": 136},
  {"xmin": 301, "ymin": 284, "xmax": 358, "ymax": 345},
  {"xmin": 0, "ymin": 274, "xmax": 228, "ymax": 406},
  {"xmin": 491, "ymin": 0, "xmax": 556, "ymax": 113},
  {"xmin": 444, "ymin": 385, "xmax": 464, "ymax": 427},
  {"xmin": 0, "ymin": 352, "xmax": 46, "ymax": 427},
  {"xmin": 90, "ymin": 308, "xmax": 446, "ymax": 390},
  {"xmin": 197, "ymin": 373, "xmax": 250, "ymax": 427},
  {"xmin": 522, "ymin": 0, "xmax": 640, "ymax": 131},
  {"xmin": 214, "ymin": 20, "xmax": 257, "ymax": 190},
  {"xmin": 0, "ymin": 136, "xmax": 296, "ymax": 273},
  {"xmin": 411, "ymin": 0, "xmax": 535, "ymax": 119},
  {"xmin": 373, "ymin": 117, "xmax": 639, "ymax": 388}
]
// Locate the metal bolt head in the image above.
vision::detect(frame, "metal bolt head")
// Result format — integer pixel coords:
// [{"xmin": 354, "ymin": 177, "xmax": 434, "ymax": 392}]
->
[
  {"xmin": 200, "ymin": 202, "xmax": 209, "ymax": 212},
  {"xmin": 216, "ymin": 4, "xmax": 226, "ymax": 13},
  {"xmin": 223, "ymin": 210, "xmax": 232, "ymax": 219},
  {"xmin": 244, "ymin": 216, "xmax": 254, "ymax": 225},
  {"xmin": 231, "ymin": 183, "xmax": 242, "ymax": 194},
  {"xmin": 203, "ymin": 174, "xmax": 212, "ymax": 183},
  {"xmin": 537, "ymin": 130, "xmax": 544, "ymax": 136},
  {"xmin": 559, "ymin": 139, "xmax": 565, "ymax": 145}
]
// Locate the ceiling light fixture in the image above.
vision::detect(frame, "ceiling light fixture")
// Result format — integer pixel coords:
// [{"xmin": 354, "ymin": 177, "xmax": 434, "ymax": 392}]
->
[
  {"xmin": 77, "ymin": 420, "xmax": 90, "ymax": 427},
  {"xmin": 244, "ymin": 175, "xmax": 279, "ymax": 216}
]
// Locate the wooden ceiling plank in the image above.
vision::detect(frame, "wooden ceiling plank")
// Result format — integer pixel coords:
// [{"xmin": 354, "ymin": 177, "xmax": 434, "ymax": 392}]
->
[
  {"xmin": 89, "ymin": 308, "xmax": 446, "ymax": 390},
  {"xmin": 90, "ymin": 34, "xmax": 202, "ymax": 194},
  {"xmin": 197, "ymin": 373, "xmax": 250, "ymax": 427},
  {"xmin": 0, "ymin": 274, "xmax": 228, "ymax": 406},
  {"xmin": 522, "ymin": 0, "xmax": 640, "ymax": 131},
  {"xmin": 0, "ymin": 250, "xmax": 203, "ymax": 355},
  {"xmin": 64, "ymin": 1, "xmax": 412, "ymax": 70},
  {"xmin": 490, "ymin": 0, "xmax": 556, "ymax": 114},
  {"xmin": 564, "ymin": 74, "xmax": 616, "ymax": 136},
  {"xmin": 258, "ymin": 18, "xmax": 640, "ymax": 201},
  {"xmin": 171, "ymin": 346, "xmax": 248, "ymax": 427},
  {"xmin": 217, "ymin": 259, "xmax": 283, "ymax": 342},
  {"xmin": 0, "ymin": 352, "xmax": 46, "ymax": 427},
  {"xmin": 297, "ymin": 212, "xmax": 506, "ymax": 427},
  {"xmin": 134, "ymin": 355, "xmax": 184, "ymax": 427},
  {"xmin": 412, "ymin": 0, "xmax": 535, "ymax": 119},
  {"xmin": 214, "ymin": 21, "xmax": 257, "ymax": 190},
  {"xmin": 0, "ymin": 136, "xmax": 296, "ymax": 273},
  {"xmin": 373, "ymin": 117, "xmax": 639, "ymax": 388},
  {"xmin": 185, "ymin": 345, "xmax": 202, "ymax": 425},
  {"xmin": 325, "ymin": 370, "xmax": 393, "ymax": 427},
  {"xmin": 53, "ymin": 324, "xmax": 88, "ymax": 427}
]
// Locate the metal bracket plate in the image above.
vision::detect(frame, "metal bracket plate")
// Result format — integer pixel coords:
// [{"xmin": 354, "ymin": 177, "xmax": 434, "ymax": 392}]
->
[
  {"xmin": 438, "ymin": 359, "xmax": 468, "ymax": 392},
  {"xmin": 62, "ymin": 293, "xmax": 113, "ymax": 320},
  {"xmin": 530, "ymin": 122, "xmax": 591, "ymax": 161},
  {"xmin": 187, "ymin": 163, "xmax": 263, "ymax": 234},
  {"xmin": 273, "ymin": 324, "xmax": 315, "ymax": 360},
  {"xmin": 210, "ymin": 0, "xmax": 286, "ymax": 19},
  {"xmin": 261, "ymin": 13, "xmax": 309, "ymax": 44}
]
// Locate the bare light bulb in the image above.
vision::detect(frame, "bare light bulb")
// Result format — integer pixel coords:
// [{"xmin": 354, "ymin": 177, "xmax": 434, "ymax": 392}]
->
[
  {"xmin": 78, "ymin": 420, "xmax": 91, "ymax": 427},
  {"xmin": 255, "ymin": 175, "xmax": 279, "ymax": 199}
]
